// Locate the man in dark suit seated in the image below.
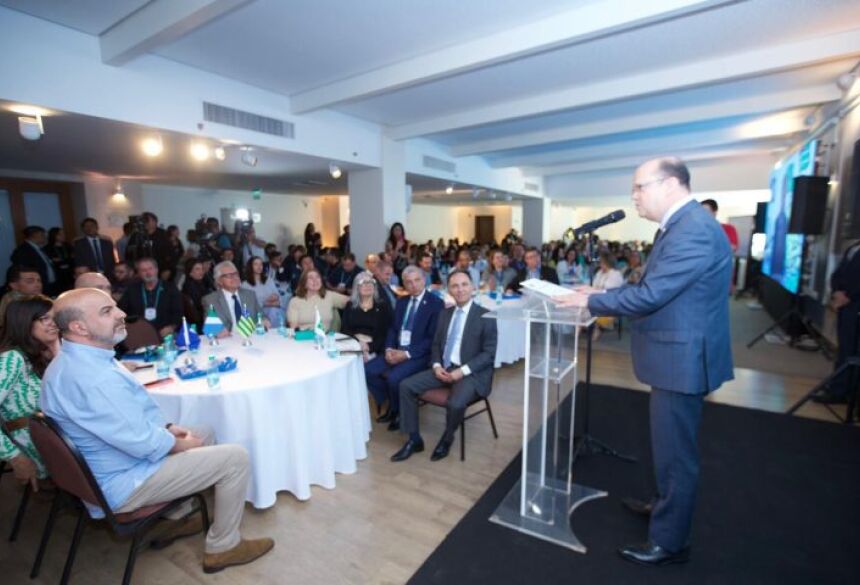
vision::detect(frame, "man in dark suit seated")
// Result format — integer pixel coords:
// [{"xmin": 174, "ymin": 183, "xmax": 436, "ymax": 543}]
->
[
  {"xmin": 365, "ymin": 266, "xmax": 443, "ymax": 431},
  {"xmin": 512, "ymin": 247, "xmax": 559, "ymax": 292},
  {"xmin": 73, "ymin": 217, "xmax": 116, "ymax": 278},
  {"xmin": 556, "ymin": 157, "xmax": 733, "ymax": 567},
  {"xmin": 326, "ymin": 252, "xmax": 362, "ymax": 293},
  {"xmin": 391, "ymin": 269, "xmax": 498, "ymax": 462},
  {"xmin": 118, "ymin": 257, "xmax": 183, "ymax": 339},
  {"xmin": 10, "ymin": 225, "xmax": 58, "ymax": 295}
]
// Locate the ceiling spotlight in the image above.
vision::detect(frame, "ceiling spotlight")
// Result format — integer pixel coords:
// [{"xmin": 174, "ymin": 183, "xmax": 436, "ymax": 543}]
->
[
  {"xmin": 240, "ymin": 147, "xmax": 258, "ymax": 167},
  {"xmin": 836, "ymin": 72, "xmax": 856, "ymax": 92},
  {"xmin": 489, "ymin": 191, "xmax": 497, "ymax": 199},
  {"xmin": 445, "ymin": 184, "xmax": 454, "ymax": 195},
  {"xmin": 113, "ymin": 182, "xmax": 126, "ymax": 200},
  {"xmin": 141, "ymin": 135, "xmax": 163, "ymax": 157},
  {"xmin": 214, "ymin": 146, "xmax": 226, "ymax": 161},
  {"xmin": 190, "ymin": 141, "xmax": 210, "ymax": 161},
  {"xmin": 18, "ymin": 115, "xmax": 44, "ymax": 141},
  {"xmin": 472, "ymin": 188, "xmax": 480, "ymax": 199},
  {"xmin": 329, "ymin": 163, "xmax": 342, "ymax": 179}
]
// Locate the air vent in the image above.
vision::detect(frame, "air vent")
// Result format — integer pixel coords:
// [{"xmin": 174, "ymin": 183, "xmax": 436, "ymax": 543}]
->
[
  {"xmin": 422, "ymin": 155, "xmax": 456, "ymax": 174},
  {"xmin": 524, "ymin": 182, "xmax": 540, "ymax": 193},
  {"xmin": 203, "ymin": 102, "xmax": 294, "ymax": 138}
]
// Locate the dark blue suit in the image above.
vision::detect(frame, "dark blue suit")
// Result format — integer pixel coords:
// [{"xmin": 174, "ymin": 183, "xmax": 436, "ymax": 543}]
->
[
  {"xmin": 364, "ymin": 291, "xmax": 443, "ymax": 414},
  {"xmin": 589, "ymin": 200, "xmax": 734, "ymax": 552}
]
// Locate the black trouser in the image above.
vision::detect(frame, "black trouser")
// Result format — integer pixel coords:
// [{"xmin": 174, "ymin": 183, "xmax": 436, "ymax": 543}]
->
[
  {"xmin": 830, "ymin": 302, "xmax": 860, "ymax": 397},
  {"xmin": 399, "ymin": 367, "xmax": 481, "ymax": 442},
  {"xmin": 648, "ymin": 387, "xmax": 705, "ymax": 552}
]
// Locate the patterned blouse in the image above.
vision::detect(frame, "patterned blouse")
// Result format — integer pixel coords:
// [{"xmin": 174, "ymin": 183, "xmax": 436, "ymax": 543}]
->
[{"xmin": 0, "ymin": 349, "xmax": 47, "ymax": 477}]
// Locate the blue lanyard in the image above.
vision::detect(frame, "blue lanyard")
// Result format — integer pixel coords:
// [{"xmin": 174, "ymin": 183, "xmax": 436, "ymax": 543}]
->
[{"xmin": 141, "ymin": 283, "xmax": 162, "ymax": 309}]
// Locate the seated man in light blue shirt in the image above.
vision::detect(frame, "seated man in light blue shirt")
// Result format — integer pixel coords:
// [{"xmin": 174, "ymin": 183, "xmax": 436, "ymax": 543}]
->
[{"xmin": 41, "ymin": 288, "xmax": 273, "ymax": 574}]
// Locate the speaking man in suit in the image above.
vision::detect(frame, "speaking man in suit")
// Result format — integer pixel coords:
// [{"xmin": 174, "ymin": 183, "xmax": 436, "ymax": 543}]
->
[
  {"xmin": 512, "ymin": 247, "xmax": 559, "ymax": 292},
  {"xmin": 10, "ymin": 225, "xmax": 58, "ymax": 295},
  {"xmin": 392, "ymin": 269, "xmax": 498, "ymax": 462},
  {"xmin": 556, "ymin": 157, "xmax": 733, "ymax": 567},
  {"xmin": 366, "ymin": 266, "xmax": 443, "ymax": 431},
  {"xmin": 202, "ymin": 261, "xmax": 265, "ymax": 337},
  {"xmin": 73, "ymin": 217, "xmax": 116, "ymax": 278}
]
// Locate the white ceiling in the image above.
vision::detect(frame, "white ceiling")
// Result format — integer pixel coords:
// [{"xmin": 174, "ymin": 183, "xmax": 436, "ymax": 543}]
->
[{"xmin": 2, "ymin": 0, "xmax": 859, "ymax": 194}]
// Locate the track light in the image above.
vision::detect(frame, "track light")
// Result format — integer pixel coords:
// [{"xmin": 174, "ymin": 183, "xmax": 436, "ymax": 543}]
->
[
  {"xmin": 190, "ymin": 141, "xmax": 210, "ymax": 161},
  {"xmin": 445, "ymin": 184, "xmax": 454, "ymax": 195},
  {"xmin": 141, "ymin": 135, "xmax": 163, "ymax": 157},
  {"xmin": 472, "ymin": 188, "xmax": 480, "ymax": 199},
  {"xmin": 18, "ymin": 115, "xmax": 44, "ymax": 141},
  {"xmin": 329, "ymin": 163, "xmax": 342, "ymax": 179},
  {"xmin": 113, "ymin": 182, "xmax": 126, "ymax": 200},
  {"xmin": 836, "ymin": 72, "xmax": 857, "ymax": 92},
  {"xmin": 489, "ymin": 191, "xmax": 497, "ymax": 199},
  {"xmin": 214, "ymin": 146, "xmax": 226, "ymax": 161},
  {"xmin": 240, "ymin": 147, "xmax": 258, "ymax": 167}
]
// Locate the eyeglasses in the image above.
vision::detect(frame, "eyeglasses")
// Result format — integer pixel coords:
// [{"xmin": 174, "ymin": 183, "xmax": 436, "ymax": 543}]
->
[
  {"xmin": 220, "ymin": 272, "xmax": 240, "ymax": 279},
  {"xmin": 632, "ymin": 176, "xmax": 666, "ymax": 194}
]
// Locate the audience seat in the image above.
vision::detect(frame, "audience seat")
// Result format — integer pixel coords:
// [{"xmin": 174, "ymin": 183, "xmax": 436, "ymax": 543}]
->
[
  {"xmin": 27, "ymin": 413, "xmax": 210, "ymax": 585},
  {"xmin": 123, "ymin": 319, "xmax": 161, "ymax": 351},
  {"xmin": 0, "ymin": 417, "xmax": 34, "ymax": 542},
  {"xmin": 418, "ymin": 388, "xmax": 499, "ymax": 461}
]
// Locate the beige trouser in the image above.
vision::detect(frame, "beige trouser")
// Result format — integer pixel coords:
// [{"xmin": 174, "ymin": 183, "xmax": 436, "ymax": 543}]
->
[{"xmin": 116, "ymin": 426, "xmax": 249, "ymax": 553}]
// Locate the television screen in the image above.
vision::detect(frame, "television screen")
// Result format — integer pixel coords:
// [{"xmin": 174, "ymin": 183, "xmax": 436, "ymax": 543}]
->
[{"xmin": 761, "ymin": 140, "xmax": 817, "ymax": 294}]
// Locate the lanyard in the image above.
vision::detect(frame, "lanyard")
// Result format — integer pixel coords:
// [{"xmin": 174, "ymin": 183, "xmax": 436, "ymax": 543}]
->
[{"xmin": 141, "ymin": 284, "xmax": 162, "ymax": 309}]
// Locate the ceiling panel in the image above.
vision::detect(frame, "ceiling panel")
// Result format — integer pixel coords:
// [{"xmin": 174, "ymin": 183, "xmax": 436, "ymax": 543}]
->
[{"xmin": 0, "ymin": 0, "xmax": 150, "ymax": 35}]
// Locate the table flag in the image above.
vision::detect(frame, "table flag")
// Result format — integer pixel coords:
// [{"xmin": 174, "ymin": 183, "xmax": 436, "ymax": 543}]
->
[{"xmin": 202, "ymin": 304, "xmax": 224, "ymax": 337}]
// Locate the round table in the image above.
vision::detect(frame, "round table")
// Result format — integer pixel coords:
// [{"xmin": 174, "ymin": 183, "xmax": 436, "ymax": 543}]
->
[
  {"xmin": 476, "ymin": 293, "xmax": 527, "ymax": 368},
  {"xmin": 142, "ymin": 333, "xmax": 371, "ymax": 509}
]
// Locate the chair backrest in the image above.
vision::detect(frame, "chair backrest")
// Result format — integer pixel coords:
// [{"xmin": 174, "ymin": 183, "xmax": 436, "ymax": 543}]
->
[
  {"xmin": 124, "ymin": 319, "xmax": 161, "ymax": 350},
  {"xmin": 28, "ymin": 413, "xmax": 112, "ymax": 514}
]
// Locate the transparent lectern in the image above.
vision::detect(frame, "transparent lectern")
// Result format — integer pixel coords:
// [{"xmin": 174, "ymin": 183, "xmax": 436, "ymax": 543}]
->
[{"xmin": 485, "ymin": 291, "xmax": 607, "ymax": 552}]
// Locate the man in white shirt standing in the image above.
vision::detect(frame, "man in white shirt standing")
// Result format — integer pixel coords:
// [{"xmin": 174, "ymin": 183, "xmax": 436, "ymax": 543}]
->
[{"xmin": 392, "ymin": 269, "xmax": 498, "ymax": 462}]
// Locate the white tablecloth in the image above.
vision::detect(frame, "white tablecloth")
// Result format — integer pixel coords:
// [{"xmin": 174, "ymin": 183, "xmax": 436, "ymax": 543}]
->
[
  {"xmin": 142, "ymin": 333, "xmax": 372, "ymax": 509},
  {"xmin": 476, "ymin": 294, "xmax": 527, "ymax": 368}
]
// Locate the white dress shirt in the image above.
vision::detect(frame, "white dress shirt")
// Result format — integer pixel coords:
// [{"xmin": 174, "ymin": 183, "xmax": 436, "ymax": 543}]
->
[
  {"xmin": 433, "ymin": 300, "xmax": 473, "ymax": 376},
  {"xmin": 659, "ymin": 195, "xmax": 695, "ymax": 232}
]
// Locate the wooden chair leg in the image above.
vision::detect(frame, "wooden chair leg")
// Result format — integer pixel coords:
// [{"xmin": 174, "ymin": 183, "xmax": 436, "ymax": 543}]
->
[
  {"xmin": 9, "ymin": 484, "xmax": 31, "ymax": 541},
  {"xmin": 60, "ymin": 508, "xmax": 86, "ymax": 585},
  {"xmin": 31, "ymin": 491, "xmax": 62, "ymax": 579},
  {"xmin": 485, "ymin": 399, "xmax": 499, "ymax": 439}
]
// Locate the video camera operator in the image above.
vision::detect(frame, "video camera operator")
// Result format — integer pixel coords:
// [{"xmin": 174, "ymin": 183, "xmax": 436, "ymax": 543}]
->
[
  {"xmin": 125, "ymin": 212, "xmax": 177, "ymax": 281},
  {"xmin": 236, "ymin": 221, "xmax": 267, "ymax": 267}
]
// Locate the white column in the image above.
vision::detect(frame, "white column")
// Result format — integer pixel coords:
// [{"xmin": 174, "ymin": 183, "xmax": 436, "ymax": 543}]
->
[
  {"xmin": 348, "ymin": 137, "xmax": 407, "ymax": 261},
  {"xmin": 521, "ymin": 198, "xmax": 551, "ymax": 246}
]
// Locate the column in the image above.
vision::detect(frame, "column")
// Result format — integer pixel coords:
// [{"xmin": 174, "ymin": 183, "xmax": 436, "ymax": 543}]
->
[{"xmin": 521, "ymin": 197, "xmax": 551, "ymax": 247}]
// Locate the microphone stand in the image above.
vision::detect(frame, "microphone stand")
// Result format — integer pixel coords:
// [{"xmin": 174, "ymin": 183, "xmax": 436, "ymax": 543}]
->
[{"xmin": 572, "ymin": 228, "xmax": 636, "ymax": 465}]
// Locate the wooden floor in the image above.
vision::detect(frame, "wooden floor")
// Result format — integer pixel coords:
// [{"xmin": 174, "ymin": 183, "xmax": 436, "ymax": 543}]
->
[{"xmin": 0, "ymin": 346, "xmax": 849, "ymax": 585}]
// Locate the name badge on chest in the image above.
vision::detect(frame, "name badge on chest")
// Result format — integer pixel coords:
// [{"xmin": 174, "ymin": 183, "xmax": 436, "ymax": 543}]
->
[
  {"xmin": 144, "ymin": 307, "xmax": 157, "ymax": 321},
  {"xmin": 399, "ymin": 330, "xmax": 412, "ymax": 347}
]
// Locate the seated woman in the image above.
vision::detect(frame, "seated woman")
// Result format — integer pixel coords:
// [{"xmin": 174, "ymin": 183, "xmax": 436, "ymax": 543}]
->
[
  {"xmin": 482, "ymin": 248, "xmax": 518, "ymax": 292},
  {"xmin": 287, "ymin": 268, "xmax": 348, "ymax": 331},
  {"xmin": 181, "ymin": 257, "xmax": 213, "ymax": 332},
  {"xmin": 241, "ymin": 256, "xmax": 284, "ymax": 325},
  {"xmin": 341, "ymin": 272, "xmax": 392, "ymax": 363},
  {"xmin": 592, "ymin": 252, "xmax": 625, "ymax": 340},
  {"xmin": 556, "ymin": 246, "xmax": 584, "ymax": 285},
  {"xmin": 0, "ymin": 295, "xmax": 60, "ymax": 489}
]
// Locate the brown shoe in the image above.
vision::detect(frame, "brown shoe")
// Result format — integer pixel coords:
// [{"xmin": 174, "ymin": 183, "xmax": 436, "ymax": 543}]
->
[
  {"xmin": 203, "ymin": 538, "xmax": 274, "ymax": 574},
  {"xmin": 151, "ymin": 515, "xmax": 205, "ymax": 550}
]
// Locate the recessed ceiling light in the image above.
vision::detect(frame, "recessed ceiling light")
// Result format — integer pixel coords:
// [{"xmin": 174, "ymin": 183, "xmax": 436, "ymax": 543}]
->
[
  {"xmin": 329, "ymin": 163, "xmax": 342, "ymax": 179},
  {"xmin": 240, "ymin": 147, "xmax": 258, "ymax": 167},
  {"xmin": 445, "ymin": 184, "xmax": 454, "ymax": 195},
  {"xmin": 18, "ymin": 115, "xmax": 43, "ymax": 140},
  {"xmin": 141, "ymin": 135, "xmax": 163, "ymax": 157},
  {"xmin": 213, "ymin": 146, "xmax": 226, "ymax": 161},
  {"xmin": 190, "ymin": 141, "xmax": 210, "ymax": 161}
]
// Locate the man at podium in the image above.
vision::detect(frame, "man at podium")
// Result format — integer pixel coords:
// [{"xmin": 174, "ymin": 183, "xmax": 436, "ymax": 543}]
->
[{"xmin": 556, "ymin": 157, "xmax": 733, "ymax": 567}]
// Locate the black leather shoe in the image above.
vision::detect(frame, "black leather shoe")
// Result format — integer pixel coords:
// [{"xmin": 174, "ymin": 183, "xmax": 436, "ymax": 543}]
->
[
  {"xmin": 621, "ymin": 497, "xmax": 653, "ymax": 517},
  {"xmin": 390, "ymin": 439, "xmax": 424, "ymax": 462},
  {"xmin": 430, "ymin": 437, "xmax": 452, "ymax": 461},
  {"xmin": 387, "ymin": 415, "xmax": 400, "ymax": 431},
  {"xmin": 376, "ymin": 410, "xmax": 394, "ymax": 423},
  {"xmin": 618, "ymin": 542, "xmax": 690, "ymax": 566},
  {"xmin": 811, "ymin": 392, "xmax": 848, "ymax": 405}
]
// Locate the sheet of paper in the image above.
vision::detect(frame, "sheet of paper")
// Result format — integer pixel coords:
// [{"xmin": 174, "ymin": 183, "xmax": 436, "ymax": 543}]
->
[{"xmin": 519, "ymin": 279, "xmax": 573, "ymax": 299}]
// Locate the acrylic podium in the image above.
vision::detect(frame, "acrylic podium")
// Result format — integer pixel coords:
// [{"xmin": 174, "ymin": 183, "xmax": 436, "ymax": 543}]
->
[{"xmin": 485, "ymin": 291, "xmax": 607, "ymax": 552}]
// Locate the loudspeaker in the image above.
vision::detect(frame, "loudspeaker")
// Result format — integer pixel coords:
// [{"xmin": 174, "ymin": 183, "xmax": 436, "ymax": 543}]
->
[
  {"xmin": 848, "ymin": 138, "xmax": 860, "ymax": 237},
  {"xmin": 788, "ymin": 176, "xmax": 828, "ymax": 235},
  {"xmin": 754, "ymin": 202, "xmax": 767, "ymax": 233}
]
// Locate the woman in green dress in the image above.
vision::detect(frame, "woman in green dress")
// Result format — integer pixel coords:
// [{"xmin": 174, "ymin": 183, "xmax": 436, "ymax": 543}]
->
[{"xmin": 0, "ymin": 295, "xmax": 60, "ymax": 490}]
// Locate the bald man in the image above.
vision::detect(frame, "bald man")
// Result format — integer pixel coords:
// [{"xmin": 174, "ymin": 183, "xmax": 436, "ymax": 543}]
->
[
  {"xmin": 74, "ymin": 271, "xmax": 112, "ymax": 293},
  {"xmin": 557, "ymin": 157, "xmax": 733, "ymax": 566},
  {"xmin": 41, "ymin": 289, "xmax": 274, "ymax": 573}
]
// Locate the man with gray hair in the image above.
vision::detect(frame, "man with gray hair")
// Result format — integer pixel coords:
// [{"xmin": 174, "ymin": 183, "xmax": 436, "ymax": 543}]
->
[
  {"xmin": 364, "ymin": 265, "xmax": 443, "ymax": 430},
  {"xmin": 41, "ymin": 288, "xmax": 274, "ymax": 573},
  {"xmin": 202, "ymin": 261, "xmax": 265, "ymax": 336},
  {"xmin": 117, "ymin": 257, "xmax": 182, "ymax": 339}
]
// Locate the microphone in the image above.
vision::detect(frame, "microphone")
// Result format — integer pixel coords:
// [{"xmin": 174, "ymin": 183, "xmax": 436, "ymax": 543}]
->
[{"xmin": 573, "ymin": 210, "xmax": 626, "ymax": 236}]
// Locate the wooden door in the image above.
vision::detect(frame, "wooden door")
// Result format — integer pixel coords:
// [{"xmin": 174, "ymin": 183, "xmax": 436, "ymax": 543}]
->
[{"xmin": 475, "ymin": 215, "xmax": 495, "ymax": 244}]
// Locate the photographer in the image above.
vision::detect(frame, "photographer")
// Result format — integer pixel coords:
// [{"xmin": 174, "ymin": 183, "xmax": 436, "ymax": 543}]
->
[
  {"xmin": 236, "ymin": 222, "xmax": 267, "ymax": 267},
  {"xmin": 125, "ymin": 212, "xmax": 177, "ymax": 281}
]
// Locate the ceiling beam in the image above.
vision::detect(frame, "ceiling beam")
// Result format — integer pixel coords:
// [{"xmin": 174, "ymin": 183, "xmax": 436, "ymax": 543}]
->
[
  {"xmin": 532, "ymin": 143, "xmax": 787, "ymax": 177},
  {"xmin": 491, "ymin": 119, "xmax": 809, "ymax": 168},
  {"xmin": 100, "ymin": 0, "xmax": 252, "ymax": 66},
  {"xmin": 289, "ymin": 0, "xmax": 735, "ymax": 114},
  {"xmin": 450, "ymin": 85, "xmax": 841, "ymax": 157},
  {"xmin": 387, "ymin": 28, "xmax": 860, "ymax": 140}
]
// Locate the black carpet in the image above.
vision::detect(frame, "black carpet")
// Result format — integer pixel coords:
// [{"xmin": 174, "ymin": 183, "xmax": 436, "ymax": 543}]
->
[{"xmin": 408, "ymin": 385, "xmax": 860, "ymax": 585}]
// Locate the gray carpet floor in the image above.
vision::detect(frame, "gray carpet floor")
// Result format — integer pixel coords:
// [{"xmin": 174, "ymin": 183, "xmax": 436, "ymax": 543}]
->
[{"xmin": 592, "ymin": 298, "xmax": 833, "ymax": 379}]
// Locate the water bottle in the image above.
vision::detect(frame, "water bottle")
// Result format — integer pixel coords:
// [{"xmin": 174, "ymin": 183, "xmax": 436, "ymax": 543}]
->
[
  {"xmin": 496, "ymin": 283, "xmax": 504, "ymax": 305},
  {"xmin": 163, "ymin": 335, "xmax": 177, "ymax": 363},
  {"xmin": 155, "ymin": 346, "xmax": 170, "ymax": 378},
  {"xmin": 326, "ymin": 331, "xmax": 339, "ymax": 358},
  {"xmin": 206, "ymin": 355, "xmax": 220, "ymax": 389},
  {"xmin": 276, "ymin": 312, "xmax": 288, "ymax": 337},
  {"xmin": 256, "ymin": 311, "xmax": 266, "ymax": 335}
]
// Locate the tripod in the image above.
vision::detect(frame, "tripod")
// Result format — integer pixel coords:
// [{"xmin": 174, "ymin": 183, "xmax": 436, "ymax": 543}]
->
[
  {"xmin": 746, "ymin": 293, "xmax": 833, "ymax": 360},
  {"xmin": 787, "ymin": 310, "xmax": 860, "ymax": 423}
]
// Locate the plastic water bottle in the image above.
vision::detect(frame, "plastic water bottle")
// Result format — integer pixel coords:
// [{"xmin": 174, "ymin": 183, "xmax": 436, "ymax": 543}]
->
[
  {"xmin": 326, "ymin": 331, "xmax": 339, "ymax": 358},
  {"xmin": 163, "ymin": 335, "xmax": 178, "ymax": 363},
  {"xmin": 255, "ymin": 312, "xmax": 266, "ymax": 335},
  {"xmin": 276, "ymin": 312, "xmax": 288, "ymax": 337},
  {"xmin": 155, "ymin": 346, "xmax": 170, "ymax": 378},
  {"xmin": 496, "ymin": 284, "xmax": 504, "ymax": 305},
  {"xmin": 206, "ymin": 355, "xmax": 220, "ymax": 389}
]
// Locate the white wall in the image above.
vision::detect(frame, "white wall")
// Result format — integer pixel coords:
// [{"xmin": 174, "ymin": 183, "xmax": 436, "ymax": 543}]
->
[{"xmin": 407, "ymin": 203, "xmax": 517, "ymax": 244}]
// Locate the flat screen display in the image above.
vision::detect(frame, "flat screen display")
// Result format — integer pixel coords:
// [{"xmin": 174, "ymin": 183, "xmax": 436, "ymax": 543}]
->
[{"xmin": 761, "ymin": 140, "xmax": 817, "ymax": 294}]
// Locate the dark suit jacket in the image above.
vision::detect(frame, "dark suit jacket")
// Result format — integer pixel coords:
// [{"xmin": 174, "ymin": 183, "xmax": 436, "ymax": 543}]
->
[
  {"xmin": 384, "ymin": 291, "xmax": 443, "ymax": 363},
  {"xmin": 118, "ymin": 280, "xmax": 183, "ymax": 333},
  {"xmin": 73, "ymin": 236, "xmax": 116, "ymax": 275},
  {"xmin": 588, "ymin": 200, "xmax": 734, "ymax": 394},
  {"xmin": 512, "ymin": 265, "xmax": 559, "ymax": 292},
  {"xmin": 431, "ymin": 303, "xmax": 498, "ymax": 396},
  {"xmin": 10, "ymin": 241, "xmax": 54, "ymax": 286},
  {"xmin": 201, "ymin": 288, "xmax": 261, "ymax": 332},
  {"xmin": 830, "ymin": 241, "xmax": 860, "ymax": 301}
]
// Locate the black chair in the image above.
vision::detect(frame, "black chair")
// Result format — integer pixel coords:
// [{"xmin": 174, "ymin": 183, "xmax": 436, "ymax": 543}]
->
[
  {"xmin": 28, "ymin": 413, "xmax": 210, "ymax": 585},
  {"xmin": 418, "ymin": 389, "xmax": 499, "ymax": 461},
  {"xmin": 0, "ymin": 417, "xmax": 34, "ymax": 542}
]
